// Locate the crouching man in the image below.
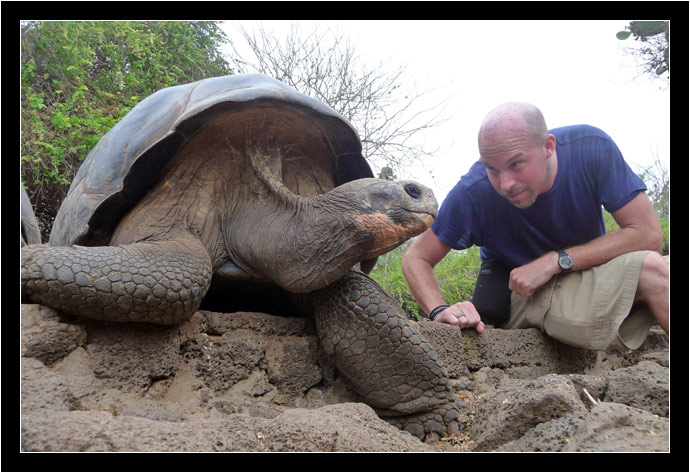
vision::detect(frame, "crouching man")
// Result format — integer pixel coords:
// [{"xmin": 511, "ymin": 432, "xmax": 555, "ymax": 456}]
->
[{"xmin": 402, "ymin": 102, "xmax": 668, "ymax": 351}]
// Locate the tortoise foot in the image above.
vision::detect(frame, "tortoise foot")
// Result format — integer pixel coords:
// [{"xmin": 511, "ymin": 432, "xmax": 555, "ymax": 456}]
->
[
  {"xmin": 382, "ymin": 399, "xmax": 462, "ymax": 441},
  {"xmin": 309, "ymin": 270, "xmax": 462, "ymax": 441}
]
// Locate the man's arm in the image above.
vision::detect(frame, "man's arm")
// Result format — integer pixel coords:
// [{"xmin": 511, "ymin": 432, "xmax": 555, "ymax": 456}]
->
[
  {"xmin": 402, "ymin": 228, "xmax": 485, "ymax": 332},
  {"xmin": 509, "ymin": 191, "xmax": 663, "ymax": 297}
]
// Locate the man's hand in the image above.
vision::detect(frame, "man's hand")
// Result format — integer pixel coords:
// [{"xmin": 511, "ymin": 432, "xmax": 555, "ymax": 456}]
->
[
  {"xmin": 434, "ymin": 301, "xmax": 485, "ymax": 333},
  {"xmin": 509, "ymin": 251, "xmax": 560, "ymax": 297}
]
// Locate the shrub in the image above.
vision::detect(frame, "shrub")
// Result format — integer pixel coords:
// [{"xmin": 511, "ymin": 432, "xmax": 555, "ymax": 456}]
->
[{"xmin": 21, "ymin": 21, "xmax": 232, "ymax": 240}]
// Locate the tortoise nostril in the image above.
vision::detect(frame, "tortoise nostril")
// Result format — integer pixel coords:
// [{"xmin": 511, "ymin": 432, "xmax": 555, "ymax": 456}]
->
[{"xmin": 404, "ymin": 183, "xmax": 422, "ymax": 199}]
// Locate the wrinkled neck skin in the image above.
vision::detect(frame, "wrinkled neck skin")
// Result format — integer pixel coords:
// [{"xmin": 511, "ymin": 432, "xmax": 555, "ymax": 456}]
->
[
  {"xmin": 223, "ymin": 177, "xmax": 432, "ymax": 294},
  {"xmin": 224, "ymin": 181, "xmax": 376, "ymax": 294}
]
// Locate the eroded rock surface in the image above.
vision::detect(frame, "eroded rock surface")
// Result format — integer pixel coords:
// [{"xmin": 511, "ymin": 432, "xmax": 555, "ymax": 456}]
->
[{"xmin": 20, "ymin": 304, "xmax": 670, "ymax": 452}]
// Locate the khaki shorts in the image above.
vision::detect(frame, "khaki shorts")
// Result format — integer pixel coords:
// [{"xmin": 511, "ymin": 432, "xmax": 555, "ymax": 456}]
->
[{"xmin": 505, "ymin": 251, "xmax": 662, "ymax": 351}]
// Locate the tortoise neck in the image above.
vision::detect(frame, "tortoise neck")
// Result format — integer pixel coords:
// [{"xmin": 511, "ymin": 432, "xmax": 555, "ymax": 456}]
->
[{"xmin": 224, "ymin": 179, "xmax": 373, "ymax": 294}]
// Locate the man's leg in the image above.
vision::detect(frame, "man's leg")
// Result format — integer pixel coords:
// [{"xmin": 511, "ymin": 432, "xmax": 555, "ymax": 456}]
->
[
  {"xmin": 507, "ymin": 251, "xmax": 662, "ymax": 351},
  {"xmin": 634, "ymin": 252, "xmax": 669, "ymax": 333}
]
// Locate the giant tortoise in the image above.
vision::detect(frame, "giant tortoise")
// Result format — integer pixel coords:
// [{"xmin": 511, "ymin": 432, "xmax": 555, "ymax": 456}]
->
[{"xmin": 21, "ymin": 73, "xmax": 461, "ymax": 439}]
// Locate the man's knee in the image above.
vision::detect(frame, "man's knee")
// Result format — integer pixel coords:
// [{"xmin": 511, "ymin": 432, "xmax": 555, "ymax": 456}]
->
[
  {"xmin": 637, "ymin": 252, "xmax": 669, "ymax": 298},
  {"xmin": 644, "ymin": 251, "xmax": 669, "ymax": 276}
]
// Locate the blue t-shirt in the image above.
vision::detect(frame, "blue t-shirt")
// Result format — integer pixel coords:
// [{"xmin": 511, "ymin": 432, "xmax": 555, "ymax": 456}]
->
[{"xmin": 431, "ymin": 125, "xmax": 647, "ymax": 268}]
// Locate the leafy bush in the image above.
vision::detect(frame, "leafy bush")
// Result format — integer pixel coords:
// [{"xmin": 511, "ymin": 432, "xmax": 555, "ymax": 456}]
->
[{"xmin": 20, "ymin": 21, "xmax": 232, "ymax": 240}]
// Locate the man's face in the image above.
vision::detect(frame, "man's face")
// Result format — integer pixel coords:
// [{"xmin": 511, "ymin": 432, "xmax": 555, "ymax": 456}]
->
[{"xmin": 479, "ymin": 134, "xmax": 556, "ymax": 209}]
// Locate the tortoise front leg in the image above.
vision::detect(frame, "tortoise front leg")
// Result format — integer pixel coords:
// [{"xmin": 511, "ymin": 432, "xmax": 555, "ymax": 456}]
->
[
  {"xmin": 308, "ymin": 270, "xmax": 462, "ymax": 440},
  {"xmin": 21, "ymin": 233, "xmax": 212, "ymax": 325}
]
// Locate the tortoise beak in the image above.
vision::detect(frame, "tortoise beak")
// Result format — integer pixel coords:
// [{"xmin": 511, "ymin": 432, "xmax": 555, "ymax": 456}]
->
[{"xmin": 416, "ymin": 211, "xmax": 436, "ymax": 228}]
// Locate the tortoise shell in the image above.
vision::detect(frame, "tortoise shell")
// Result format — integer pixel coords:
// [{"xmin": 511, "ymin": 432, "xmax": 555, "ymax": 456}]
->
[{"xmin": 49, "ymin": 74, "xmax": 373, "ymax": 247}]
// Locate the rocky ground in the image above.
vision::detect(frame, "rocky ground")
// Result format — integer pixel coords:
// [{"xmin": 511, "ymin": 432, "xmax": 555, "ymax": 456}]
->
[{"xmin": 20, "ymin": 303, "xmax": 670, "ymax": 453}]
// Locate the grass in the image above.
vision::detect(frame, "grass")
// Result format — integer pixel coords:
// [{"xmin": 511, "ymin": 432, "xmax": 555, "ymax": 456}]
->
[{"xmin": 370, "ymin": 242, "xmax": 481, "ymax": 320}]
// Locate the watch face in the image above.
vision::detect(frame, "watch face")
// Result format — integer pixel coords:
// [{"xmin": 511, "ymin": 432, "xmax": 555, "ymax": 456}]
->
[{"xmin": 559, "ymin": 255, "xmax": 573, "ymax": 269}]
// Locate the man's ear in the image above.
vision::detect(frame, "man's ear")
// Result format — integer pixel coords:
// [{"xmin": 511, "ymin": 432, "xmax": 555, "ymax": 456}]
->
[{"xmin": 545, "ymin": 134, "xmax": 557, "ymax": 157}]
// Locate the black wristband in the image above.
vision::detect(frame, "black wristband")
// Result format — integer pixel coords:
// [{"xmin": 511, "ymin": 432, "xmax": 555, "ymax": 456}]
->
[{"xmin": 428, "ymin": 304, "xmax": 450, "ymax": 321}]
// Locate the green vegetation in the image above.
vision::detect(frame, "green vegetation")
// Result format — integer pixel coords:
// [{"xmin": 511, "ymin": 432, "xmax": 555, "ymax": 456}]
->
[
  {"xmin": 370, "ymin": 243, "xmax": 480, "ymax": 320},
  {"xmin": 21, "ymin": 21, "xmax": 232, "ymax": 240},
  {"xmin": 616, "ymin": 21, "xmax": 669, "ymax": 79}
]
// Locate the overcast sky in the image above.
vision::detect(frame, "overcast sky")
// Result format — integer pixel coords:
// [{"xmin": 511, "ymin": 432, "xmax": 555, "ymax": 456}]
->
[{"xmin": 224, "ymin": 20, "xmax": 670, "ymax": 204}]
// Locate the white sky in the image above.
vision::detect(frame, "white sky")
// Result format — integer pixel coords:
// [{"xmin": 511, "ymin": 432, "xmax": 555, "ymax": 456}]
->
[{"xmin": 223, "ymin": 20, "xmax": 670, "ymax": 204}]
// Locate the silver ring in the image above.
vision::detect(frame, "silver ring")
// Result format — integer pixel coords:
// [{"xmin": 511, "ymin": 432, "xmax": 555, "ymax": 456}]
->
[{"xmin": 454, "ymin": 312, "xmax": 466, "ymax": 319}]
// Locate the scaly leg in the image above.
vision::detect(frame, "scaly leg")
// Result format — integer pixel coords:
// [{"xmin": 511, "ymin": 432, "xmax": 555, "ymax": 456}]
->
[
  {"xmin": 308, "ymin": 270, "xmax": 461, "ymax": 439},
  {"xmin": 21, "ymin": 233, "xmax": 212, "ymax": 325}
]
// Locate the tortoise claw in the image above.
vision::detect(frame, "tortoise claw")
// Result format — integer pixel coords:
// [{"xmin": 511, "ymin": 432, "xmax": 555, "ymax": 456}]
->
[{"xmin": 382, "ymin": 398, "xmax": 462, "ymax": 441}]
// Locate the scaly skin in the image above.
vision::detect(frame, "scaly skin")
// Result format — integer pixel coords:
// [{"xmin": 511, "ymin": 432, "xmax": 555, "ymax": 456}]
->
[
  {"xmin": 21, "ymin": 233, "xmax": 212, "ymax": 325},
  {"xmin": 308, "ymin": 270, "xmax": 461, "ymax": 439}
]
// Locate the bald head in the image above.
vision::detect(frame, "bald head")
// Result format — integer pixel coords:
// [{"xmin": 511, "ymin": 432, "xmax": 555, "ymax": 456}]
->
[
  {"xmin": 476, "ymin": 102, "xmax": 557, "ymax": 208},
  {"xmin": 478, "ymin": 102, "xmax": 548, "ymax": 153}
]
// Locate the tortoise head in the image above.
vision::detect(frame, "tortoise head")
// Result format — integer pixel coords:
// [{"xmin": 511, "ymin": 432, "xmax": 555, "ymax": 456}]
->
[{"xmin": 317, "ymin": 178, "xmax": 438, "ymax": 260}]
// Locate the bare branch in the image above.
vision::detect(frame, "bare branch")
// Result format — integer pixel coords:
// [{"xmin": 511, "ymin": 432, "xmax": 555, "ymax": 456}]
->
[{"xmin": 227, "ymin": 22, "xmax": 452, "ymax": 172}]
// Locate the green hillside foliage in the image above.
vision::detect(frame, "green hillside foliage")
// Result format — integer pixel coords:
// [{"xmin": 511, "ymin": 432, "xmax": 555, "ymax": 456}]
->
[{"xmin": 21, "ymin": 20, "xmax": 232, "ymax": 240}]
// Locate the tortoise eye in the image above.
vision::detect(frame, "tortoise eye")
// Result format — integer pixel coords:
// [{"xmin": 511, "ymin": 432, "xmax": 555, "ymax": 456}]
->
[{"xmin": 404, "ymin": 183, "xmax": 422, "ymax": 199}]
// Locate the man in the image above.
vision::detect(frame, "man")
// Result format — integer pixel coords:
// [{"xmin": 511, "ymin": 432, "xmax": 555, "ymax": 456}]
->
[{"xmin": 402, "ymin": 102, "xmax": 669, "ymax": 351}]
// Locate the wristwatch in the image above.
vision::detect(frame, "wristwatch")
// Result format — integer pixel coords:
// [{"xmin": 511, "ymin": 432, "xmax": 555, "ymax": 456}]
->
[{"xmin": 557, "ymin": 250, "xmax": 573, "ymax": 272}]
